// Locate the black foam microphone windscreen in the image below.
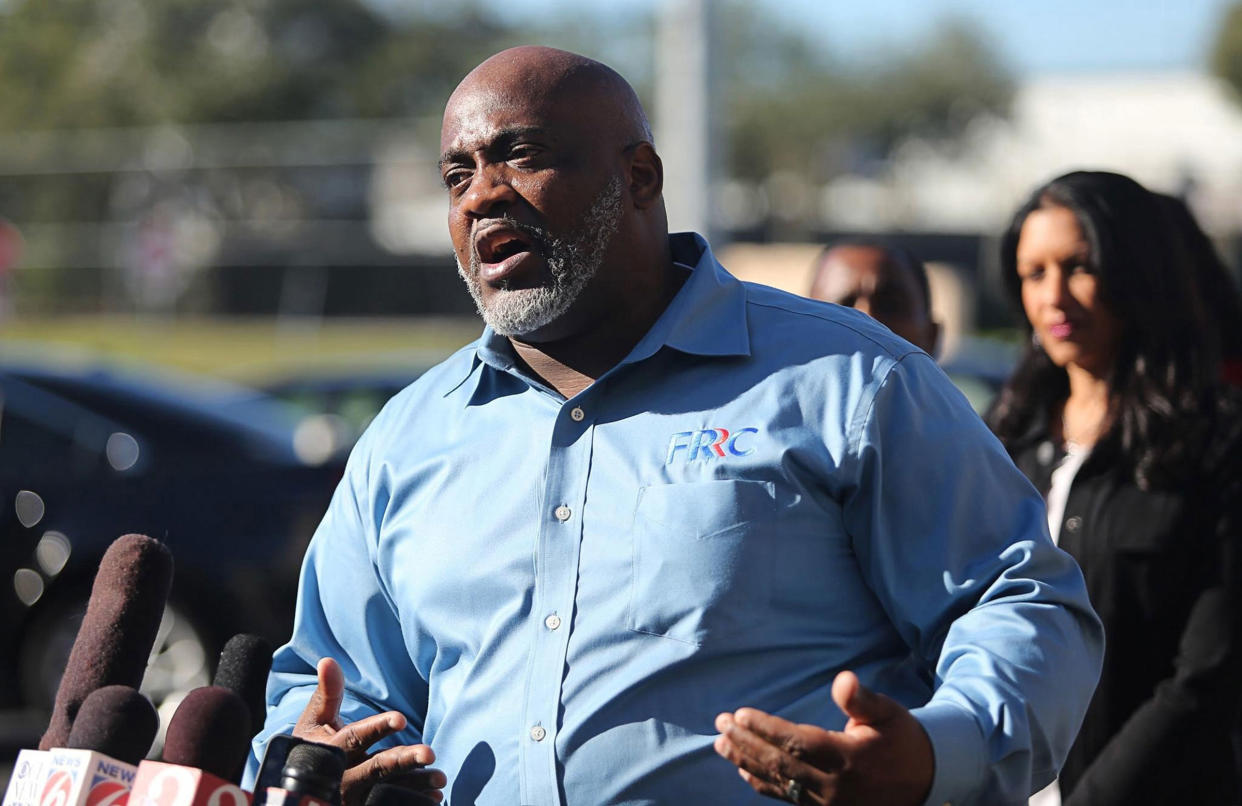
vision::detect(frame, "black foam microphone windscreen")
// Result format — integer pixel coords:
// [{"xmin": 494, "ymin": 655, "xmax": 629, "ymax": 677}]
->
[
  {"xmin": 212, "ymin": 633, "xmax": 273, "ymax": 740},
  {"xmin": 65, "ymin": 684, "xmax": 159, "ymax": 765},
  {"xmin": 40, "ymin": 534, "xmax": 174, "ymax": 750},
  {"xmin": 162, "ymin": 686, "xmax": 251, "ymax": 782},
  {"xmin": 365, "ymin": 784, "xmax": 437, "ymax": 806},
  {"xmin": 280, "ymin": 742, "xmax": 346, "ymax": 804}
]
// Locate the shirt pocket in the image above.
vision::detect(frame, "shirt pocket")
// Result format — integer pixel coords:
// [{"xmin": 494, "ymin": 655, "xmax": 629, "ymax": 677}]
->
[{"xmin": 628, "ymin": 479, "xmax": 776, "ymax": 647}]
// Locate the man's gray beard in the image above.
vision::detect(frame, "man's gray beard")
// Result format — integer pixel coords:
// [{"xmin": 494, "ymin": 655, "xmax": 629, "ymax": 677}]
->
[{"xmin": 457, "ymin": 176, "xmax": 624, "ymax": 337}]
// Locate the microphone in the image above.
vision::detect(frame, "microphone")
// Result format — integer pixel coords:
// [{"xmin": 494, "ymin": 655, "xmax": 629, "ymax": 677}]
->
[
  {"xmin": 40, "ymin": 534, "xmax": 174, "ymax": 751},
  {"xmin": 2, "ymin": 687, "xmax": 157, "ymax": 806},
  {"xmin": 364, "ymin": 784, "xmax": 437, "ymax": 806},
  {"xmin": 276, "ymin": 743, "xmax": 344, "ymax": 804},
  {"xmin": 212, "ymin": 634, "xmax": 273, "ymax": 742},
  {"xmin": 128, "ymin": 687, "xmax": 254, "ymax": 806},
  {"xmin": 67, "ymin": 685, "xmax": 159, "ymax": 765},
  {"xmin": 161, "ymin": 687, "xmax": 252, "ymax": 783},
  {"xmin": 254, "ymin": 742, "xmax": 345, "ymax": 806}
]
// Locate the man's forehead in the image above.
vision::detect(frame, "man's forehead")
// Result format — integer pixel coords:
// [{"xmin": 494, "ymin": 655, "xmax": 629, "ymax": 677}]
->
[
  {"xmin": 440, "ymin": 81, "xmax": 566, "ymax": 152},
  {"xmin": 816, "ymin": 265, "xmax": 875, "ymax": 302},
  {"xmin": 816, "ymin": 250, "xmax": 886, "ymax": 296}
]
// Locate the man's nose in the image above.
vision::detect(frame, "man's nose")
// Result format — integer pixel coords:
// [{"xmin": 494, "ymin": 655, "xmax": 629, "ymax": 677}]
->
[{"xmin": 458, "ymin": 164, "xmax": 516, "ymax": 218}]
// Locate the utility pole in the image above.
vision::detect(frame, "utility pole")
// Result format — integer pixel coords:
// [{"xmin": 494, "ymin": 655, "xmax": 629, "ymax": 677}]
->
[{"xmin": 655, "ymin": 0, "xmax": 719, "ymax": 245}]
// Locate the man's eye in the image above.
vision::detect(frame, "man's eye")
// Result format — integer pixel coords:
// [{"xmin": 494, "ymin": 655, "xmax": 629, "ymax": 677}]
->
[
  {"xmin": 509, "ymin": 146, "xmax": 543, "ymax": 164},
  {"xmin": 443, "ymin": 170, "xmax": 471, "ymax": 189}
]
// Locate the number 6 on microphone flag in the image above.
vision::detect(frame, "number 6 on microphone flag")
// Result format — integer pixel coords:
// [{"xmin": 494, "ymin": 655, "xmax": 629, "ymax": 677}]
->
[
  {"xmin": 129, "ymin": 761, "xmax": 251, "ymax": 806},
  {"xmin": 1, "ymin": 750, "xmax": 138, "ymax": 806}
]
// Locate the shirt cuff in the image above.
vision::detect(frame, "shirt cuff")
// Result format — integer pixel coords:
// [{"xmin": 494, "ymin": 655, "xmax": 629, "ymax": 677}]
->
[{"xmin": 910, "ymin": 699, "xmax": 987, "ymax": 806}]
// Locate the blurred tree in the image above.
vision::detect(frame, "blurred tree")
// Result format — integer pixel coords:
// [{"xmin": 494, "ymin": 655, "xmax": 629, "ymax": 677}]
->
[
  {"xmin": 0, "ymin": 0, "xmax": 512, "ymax": 129},
  {"xmin": 0, "ymin": 0, "xmax": 1012, "ymax": 312},
  {"xmin": 1211, "ymin": 2, "xmax": 1242, "ymax": 101},
  {"xmin": 719, "ymin": 4, "xmax": 1012, "ymax": 182},
  {"xmin": 0, "ymin": 0, "xmax": 1012, "ymax": 177},
  {"xmin": 0, "ymin": 0, "xmax": 517, "ymax": 312}
]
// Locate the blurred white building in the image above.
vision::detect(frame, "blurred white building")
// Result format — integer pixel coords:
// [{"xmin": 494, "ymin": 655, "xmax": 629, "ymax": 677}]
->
[{"xmin": 822, "ymin": 70, "xmax": 1242, "ymax": 235}]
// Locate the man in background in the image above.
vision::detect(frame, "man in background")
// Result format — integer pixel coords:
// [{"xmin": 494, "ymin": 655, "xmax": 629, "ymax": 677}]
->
[{"xmin": 808, "ymin": 241, "xmax": 940, "ymax": 356}]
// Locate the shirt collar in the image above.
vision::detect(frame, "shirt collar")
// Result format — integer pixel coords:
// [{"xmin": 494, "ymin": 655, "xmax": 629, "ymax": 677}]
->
[
  {"xmin": 445, "ymin": 231, "xmax": 751, "ymax": 400},
  {"xmin": 618, "ymin": 232, "xmax": 751, "ymax": 365}
]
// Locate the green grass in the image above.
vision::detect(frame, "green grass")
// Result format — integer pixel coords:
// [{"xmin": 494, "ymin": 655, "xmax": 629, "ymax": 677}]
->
[{"xmin": 0, "ymin": 314, "xmax": 483, "ymax": 382}]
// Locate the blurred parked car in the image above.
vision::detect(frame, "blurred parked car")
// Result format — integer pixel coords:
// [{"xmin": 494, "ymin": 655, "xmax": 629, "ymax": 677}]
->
[
  {"xmin": 260, "ymin": 363, "xmax": 434, "ymax": 447},
  {"xmin": 939, "ymin": 336, "xmax": 1017, "ymax": 415},
  {"xmin": 0, "ymin": 360, "xmax": 344, "ymax": 749}
]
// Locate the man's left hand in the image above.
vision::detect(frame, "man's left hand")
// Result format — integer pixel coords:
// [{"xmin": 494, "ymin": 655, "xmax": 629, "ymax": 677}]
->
[
  {"xmin": 713, "ymin": 670, "xmax": 934, "ymax": 806},
  {"xmin": 293, "ymin": 658, "xmax": 444, "ymax": 806}
]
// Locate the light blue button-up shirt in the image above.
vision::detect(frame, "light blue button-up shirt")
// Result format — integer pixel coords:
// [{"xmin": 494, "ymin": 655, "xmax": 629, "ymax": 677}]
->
[{"xmin": 248, "ymin": 234, "xmax": 1103, "ymax": 806}]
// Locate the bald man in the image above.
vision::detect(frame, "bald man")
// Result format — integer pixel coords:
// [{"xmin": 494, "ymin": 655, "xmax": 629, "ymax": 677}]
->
[
  {"xmin": 247, "ymin": 48, "xmax": 1102, "ymax": 806},
  {"xmin": 808, "ymin": 242, "xmax": 940, "ymax": 356}
]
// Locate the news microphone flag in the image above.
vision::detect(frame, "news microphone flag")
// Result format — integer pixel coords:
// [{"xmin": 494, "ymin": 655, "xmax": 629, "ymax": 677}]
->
[
  {"xmin": 127, "ymin": 762, "xmax": 250, "ymax": 806},
  {"xmin": 0, "ymin": 749, "xmax": 138, "ymax": 806},
  {"xmin": 4, "ymin": 687, "xmax": 158, "ymax": 806},
  {"xmin": 2, "ymin": 751, "xmax": 53, "ymax": 806}
]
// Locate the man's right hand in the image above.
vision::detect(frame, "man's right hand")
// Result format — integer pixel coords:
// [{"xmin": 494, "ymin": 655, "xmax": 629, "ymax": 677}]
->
[{"xmin": 293, "ymin": 657, "xmax": 445, "ymax": 806}]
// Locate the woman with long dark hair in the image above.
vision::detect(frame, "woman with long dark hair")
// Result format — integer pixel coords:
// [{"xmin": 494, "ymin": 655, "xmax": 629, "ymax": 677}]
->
[
  {"xmin": 987, "ymin": 170, "xmax": 1242, "ymax": 804},
  {"xmin": 1153, "ymin": 191, "xmax": 1242, "ymax": 386}
]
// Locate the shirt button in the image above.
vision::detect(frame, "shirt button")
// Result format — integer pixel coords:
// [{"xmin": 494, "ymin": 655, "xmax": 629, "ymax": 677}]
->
[
  {"xmin": 545, "ymin": 613, "xmax": 562, "ymax": 630},
  {"xmin": 530, "ymin": 725, "xmax": 546, "ymax": 742},
  {"xmin": 1065, "ymin": 515, "xmax": 1082, "ymax": 532},
  {"xmin": 554, "ymin": 505, "xmax": 571, "ymax": 522},
  {"xmin": 570, "ymin": 406, "xmax": 585, "ymax": 422}
]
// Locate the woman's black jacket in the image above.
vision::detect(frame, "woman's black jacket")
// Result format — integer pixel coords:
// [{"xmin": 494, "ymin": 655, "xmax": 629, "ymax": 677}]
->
[{"xmin": 1009, "ymin": 410, "xmax": 1242, "ymax": 805}]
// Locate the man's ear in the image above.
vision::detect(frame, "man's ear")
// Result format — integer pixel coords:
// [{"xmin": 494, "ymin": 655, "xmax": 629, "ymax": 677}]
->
[{"xmin": 626, "ymin": 142, "xmax": 663, "ymax": 210}]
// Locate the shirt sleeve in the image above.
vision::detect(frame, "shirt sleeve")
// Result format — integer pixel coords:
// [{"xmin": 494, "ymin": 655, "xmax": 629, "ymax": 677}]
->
[
  {"xmin": 841, "ymin": 353, "xmax": 1105, "ymax": 806},
  {"xmin": 242, "ymin": 424, "xmax": 430, "ymax": 787}
]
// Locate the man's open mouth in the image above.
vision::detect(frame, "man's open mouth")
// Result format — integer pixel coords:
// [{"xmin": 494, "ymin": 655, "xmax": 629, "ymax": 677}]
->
[{"xmin": 475, "ymin": 224, "xmax": 536, "ymax": 266}]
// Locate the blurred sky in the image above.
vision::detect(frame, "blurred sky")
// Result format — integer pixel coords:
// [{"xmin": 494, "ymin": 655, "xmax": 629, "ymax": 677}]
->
[{"xmin": 480, "ymin": 0, "xmax": 1237, "ymax": 77}]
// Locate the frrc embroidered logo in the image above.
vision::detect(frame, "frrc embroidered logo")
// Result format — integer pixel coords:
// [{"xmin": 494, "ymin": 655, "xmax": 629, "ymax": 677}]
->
[{"xmin": 666, "ymin": 427, "xmax": 759, "ymax": 463}]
